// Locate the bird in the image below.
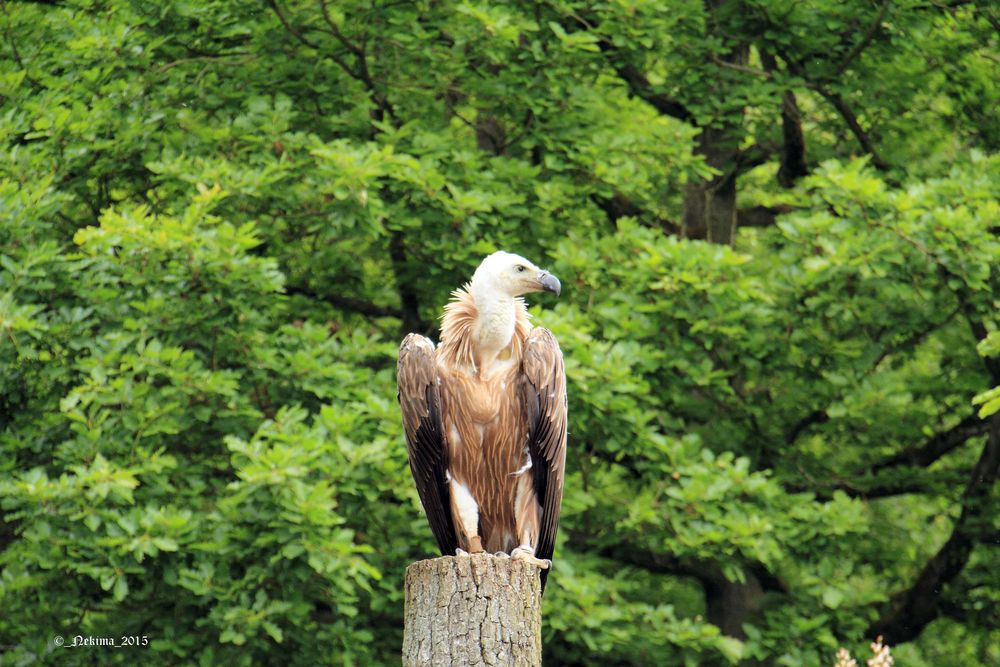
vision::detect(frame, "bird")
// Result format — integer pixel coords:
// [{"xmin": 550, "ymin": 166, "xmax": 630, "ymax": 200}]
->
[{"xmin": 397, "ymin": 251, "xmax": 567, "ymax": 590}]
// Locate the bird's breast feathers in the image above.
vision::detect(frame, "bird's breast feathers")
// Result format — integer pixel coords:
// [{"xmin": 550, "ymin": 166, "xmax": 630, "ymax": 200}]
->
[{"xmin": 439, "ymin": 363, "xmax": 521, "ymax": 426}]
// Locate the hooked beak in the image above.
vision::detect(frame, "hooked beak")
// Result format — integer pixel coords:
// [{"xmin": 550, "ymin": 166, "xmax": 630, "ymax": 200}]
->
[{"xmin": 537, "ymin": 270, "xmax": 561, "ymax": 296}]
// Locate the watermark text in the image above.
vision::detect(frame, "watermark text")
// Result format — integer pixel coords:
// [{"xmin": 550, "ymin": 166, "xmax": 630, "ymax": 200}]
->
[{"xmin": 53, "ymin": 635, "xmax": 149, "ymax": 648}]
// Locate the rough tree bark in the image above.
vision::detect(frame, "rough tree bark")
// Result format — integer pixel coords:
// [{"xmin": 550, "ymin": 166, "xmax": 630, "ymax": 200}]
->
[
  {"xmin": 682, "ymin": 125, "xmax": 743, "ymax": 243},
  {"xmin": 680, "ymin": 0, "xmax": 750, "ymax": 245},
  {"xmin": 403, "ymin": 554, "xmax": 542, "ymax": 667}
]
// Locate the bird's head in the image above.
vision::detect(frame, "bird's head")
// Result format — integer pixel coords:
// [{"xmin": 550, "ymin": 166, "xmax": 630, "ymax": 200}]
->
[{"xmin": 471, "ymin": 251, "xmax": 561, "ymax": 299}]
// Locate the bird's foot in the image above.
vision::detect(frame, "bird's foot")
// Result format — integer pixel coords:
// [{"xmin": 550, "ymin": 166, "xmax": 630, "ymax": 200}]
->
[
  {"xmin": 493, "ymin": 551, "xmax": 510, "ymax": 558},
  {"xmin": 511, "ymin": 545, "xmax": 551, "ymax": 570},
  {"xmin": 455, "ymin": 536, "xmax": 485, "ymax": 558}
]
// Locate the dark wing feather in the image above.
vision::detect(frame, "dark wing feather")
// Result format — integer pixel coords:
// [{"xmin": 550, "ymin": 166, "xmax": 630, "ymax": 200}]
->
[
  {"xmin": 520, "ymin": 327, "xmax": 568, "ymax": 591},
  {"xmin": 397, "ymin": 334, "xmax": 457, "ymax": 556}
]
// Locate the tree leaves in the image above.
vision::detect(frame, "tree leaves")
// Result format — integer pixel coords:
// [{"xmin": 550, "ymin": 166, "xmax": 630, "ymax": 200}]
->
[{"xmin": 0, "ymin": 1, "xmax": 997, "ymax": 665}]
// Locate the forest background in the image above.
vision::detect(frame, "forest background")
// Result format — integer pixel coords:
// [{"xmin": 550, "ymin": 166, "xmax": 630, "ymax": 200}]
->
[{"xmin": 1, "ymin": 0, "xmax": 998, "ymax": 665}]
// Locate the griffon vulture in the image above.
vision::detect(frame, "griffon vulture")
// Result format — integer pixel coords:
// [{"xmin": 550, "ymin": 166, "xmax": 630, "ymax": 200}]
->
[{"xmin": 397, "ymin": 251, "xmax": 567, "ymax": 589}]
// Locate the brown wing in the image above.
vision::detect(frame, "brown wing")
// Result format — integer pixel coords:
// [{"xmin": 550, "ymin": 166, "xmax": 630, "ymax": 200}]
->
[
  {"xmin": 397, "ymin": 334, "xmax": 458, "ymax": 556},
  {"xmin": 520, "ymin": 327, "xmax": 568, "ymax": 591}
]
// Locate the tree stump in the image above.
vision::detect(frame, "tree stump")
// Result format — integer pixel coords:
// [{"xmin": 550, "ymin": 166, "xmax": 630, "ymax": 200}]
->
[{"xmin": 402, "ymin": 554, "xmax": 542, "ymax": 666}]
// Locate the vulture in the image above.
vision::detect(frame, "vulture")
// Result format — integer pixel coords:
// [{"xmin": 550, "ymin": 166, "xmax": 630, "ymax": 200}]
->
[{"xmin": 397, "ymin": 251, "xmax": 567, "ymax": 589}]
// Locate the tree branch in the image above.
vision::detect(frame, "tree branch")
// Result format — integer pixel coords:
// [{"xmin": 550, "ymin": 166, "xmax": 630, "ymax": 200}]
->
[
  {"xmin": 602, "ymin": 54, "xmax": 693, "ymax": 123},
  {"xmin": 784, "ymin": 306, "xmax": 961, "ymax": 448},
  {"xmin": 868, "ymin": 413, "xmax": 1000, "ymax": 643},
  {"xmin": 737, "ymin": 204, "xmax": 797, "ymax": 228},
  {"xmin": 154, "ymin": 54, "xmax": 256, "ymax": 73},
  {"xmin": 835, "ymin": 0, "xmax": 892, "ymax": 76},
  {"xmin": 317, "ymin": 0, "xmax": 364, "ymax": 57},
  {"xmin": 759, "ymin": 51, "xmax": 809, "ymax": 186},
  {"xmin": 777, "ymin": 90, "xmax": 808, "ymax": 185},
  {"xmin": 734, "ymin": 143, "xmax": 773, "ymax": 176},
  {"xmin": 793, "ymin": 477, "xmax": 943, "ymax": 501},
  {"xmin": 583, "ymin": 540, "xmax": 788, "ymax": 639},
  {"xmin": 968, "ymin": 317, "xmax": 1000, "ymax": 384},
  {"xmin": 283, "ymin": 283, "xmax": 402, "ymax": 319},
  {"xmin": 552, "ymin": 13, "xmax": 693, "ymax": 123},
  {"xmin": 1, "ymin": 1, "xmax": 43, "ymax": 89},
  {"xmin": 316, "ymin": 0, "xmax": 389, "ymax": 115},
  {"xmin": 611, "ymin": 544, "xmax": 788, "ymax": 594},
  {"xmin": 874, "ymin": 413, "xmax": 990, "ymax": 472},
  {"xmin": 774, "ymin": 46, "xmax": 890, "ymax": 172},
  {"xmin": 266, "ymin": 0, "xmax": 321, "ymax": 49},
  {"xmin": 816, "ymin": 88, "xmax": 890, "ymax": 171},
  {"xmin": 388, "ymin": 232, "xmax": 428, "ymax": 335},
  {"xmin": 710, "ymin": 54, "xmax": 770, "ymax": 78},
  {"xmin": 785, "ymin": 409, "xmax": 830, "ymax": 445},
  {"xmin": 268, "ymin": 0, "xmax": 395, "ymax": 126},
  {"xmin": 590, "ymin": 191, "xmax": 679, "ymax": 234}
]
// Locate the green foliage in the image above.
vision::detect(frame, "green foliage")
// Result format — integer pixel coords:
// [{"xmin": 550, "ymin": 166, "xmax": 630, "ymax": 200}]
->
[
  {"xmin": 973, "ymin": 332, "xmax": 1000, "ymax": 418},
  {"xmin": 1, "ymin": 0, "xmax": 997, "ymax": 665}
]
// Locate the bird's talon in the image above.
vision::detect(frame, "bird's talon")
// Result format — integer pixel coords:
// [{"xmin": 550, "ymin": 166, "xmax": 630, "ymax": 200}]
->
[{"xmin": 511, "ymin": 546, "xmax": 551, "ymax": 569}]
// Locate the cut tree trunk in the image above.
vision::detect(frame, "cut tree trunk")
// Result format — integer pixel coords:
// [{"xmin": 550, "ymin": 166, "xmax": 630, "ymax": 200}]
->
[{"xmin": 402, "ymin": 554, "xmax": 542, "ymax": 666}]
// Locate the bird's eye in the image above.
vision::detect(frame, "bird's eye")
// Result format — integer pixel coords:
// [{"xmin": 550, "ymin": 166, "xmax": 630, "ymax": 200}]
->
[{"xmin": 516, "ymin": 265, "xmax": 526, "ymax": 273}]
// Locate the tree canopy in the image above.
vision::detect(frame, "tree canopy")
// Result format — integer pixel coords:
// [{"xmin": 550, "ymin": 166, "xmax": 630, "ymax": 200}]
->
[{"xmin": 1, "ymin": 0, "xmax": 998, "ymax": 665}]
